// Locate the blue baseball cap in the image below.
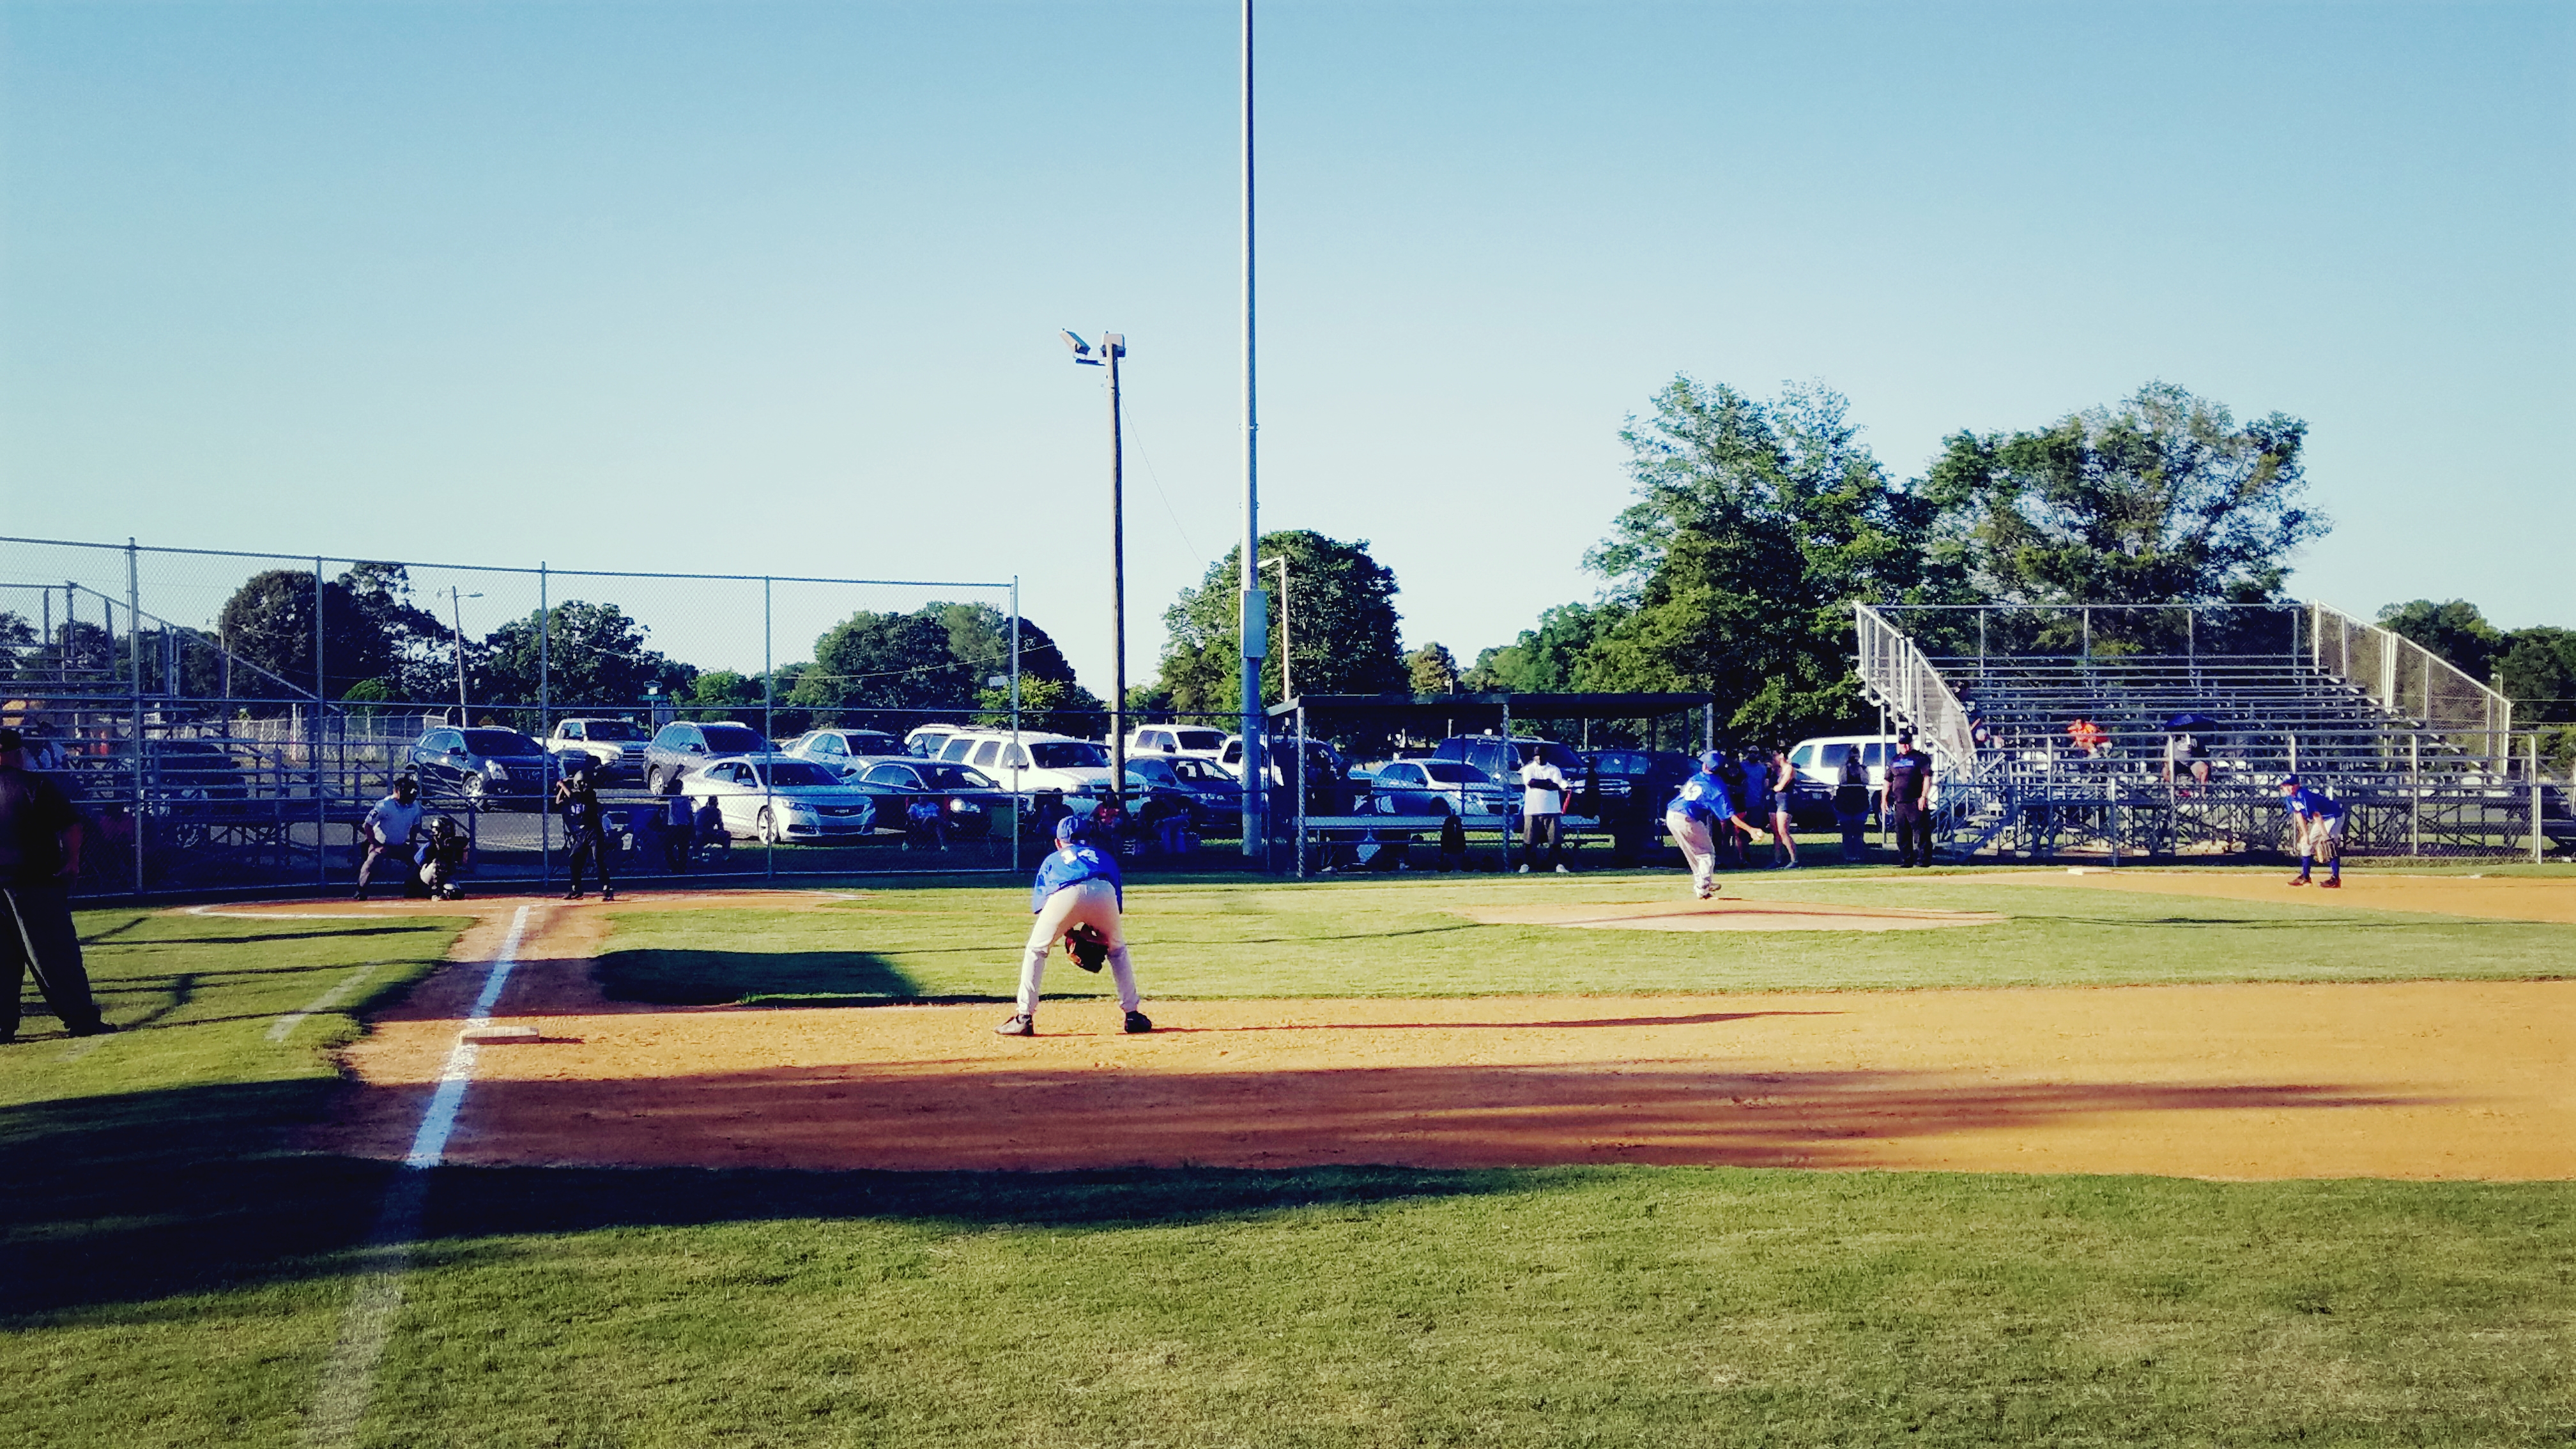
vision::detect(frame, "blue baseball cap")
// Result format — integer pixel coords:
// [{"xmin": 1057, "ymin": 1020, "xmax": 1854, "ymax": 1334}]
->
[
  {"xmin": 1699, "ymin": 750, "xmax": 1725, "ymax": 771},
  {"xmin": 1055, "ymin": 813, "xmax": 1091, "ymax": 844}
]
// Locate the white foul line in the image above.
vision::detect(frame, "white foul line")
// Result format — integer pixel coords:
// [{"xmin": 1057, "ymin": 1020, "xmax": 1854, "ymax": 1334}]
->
[
  {"xmin": 302, "ymin": 903, "xmax": 531, "ymax": 1449},
  {"xmin": 266, "ymin": 963, "xmax": 381, "ymax": 1043}
]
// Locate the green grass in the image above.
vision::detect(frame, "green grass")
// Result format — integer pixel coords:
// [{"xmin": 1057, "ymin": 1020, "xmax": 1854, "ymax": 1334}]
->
[
  {"xmin": 2, "ymin": 908, "xmax": 464, "ymax": 1447},
  {"xmin": 594, "ymin": 868, "xmax": 2576, "ymax": 1006},
  {"xmin": 6, "ymin": 885, "xmax": 2573, "ymax": 1446}
]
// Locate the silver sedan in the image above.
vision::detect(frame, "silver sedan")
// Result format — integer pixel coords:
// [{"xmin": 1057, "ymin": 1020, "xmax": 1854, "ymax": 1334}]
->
[{"xmin": 689, "ymin": 755, "xmax": 879, "ymax": 843}]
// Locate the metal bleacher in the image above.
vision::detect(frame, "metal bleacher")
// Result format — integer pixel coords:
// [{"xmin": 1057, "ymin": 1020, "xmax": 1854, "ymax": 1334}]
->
[{"xmin": 1856, "ymin": 602, "xmax": 2555, "ymax": 862}]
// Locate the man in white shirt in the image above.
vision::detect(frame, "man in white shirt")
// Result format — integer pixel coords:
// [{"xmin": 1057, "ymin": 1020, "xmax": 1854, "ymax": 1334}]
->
[
  {"xmin": 1518, "ymin": 749, "xmax": 1571, "ymax": 875},
  {"xmin": 355, "ymin": 775, "xmax": 425, "ymax": 901}
]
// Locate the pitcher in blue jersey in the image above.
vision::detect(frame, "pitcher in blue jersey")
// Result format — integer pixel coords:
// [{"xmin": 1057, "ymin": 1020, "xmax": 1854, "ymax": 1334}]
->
[
  {"xmin": 1664, "ymin": 751, "xmax": 1758, "ymax": 900},
  {"xmin": 997, "ymin": 813, "xmax": 1152, "ymax": 1036}
]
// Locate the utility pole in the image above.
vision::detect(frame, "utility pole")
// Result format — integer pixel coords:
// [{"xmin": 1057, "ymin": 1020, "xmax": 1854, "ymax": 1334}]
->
[
  {"xmin": 446, "ymin": 586, "xmax": 480, "ymax": 721},
  {"xmin": 1238, "ymin": 0, "xmax": 1266, "ymax": 860},
  {"xmin": 1061, "ymin": 328, "xmax": 1131, "ymax": 808},
  {"xmin": 1107, "ymin": 333, "xmax": 1128, "ymax": 802}
]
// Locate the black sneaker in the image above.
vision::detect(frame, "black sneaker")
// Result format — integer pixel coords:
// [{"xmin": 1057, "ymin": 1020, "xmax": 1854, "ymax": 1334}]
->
[
  {"xmin": 68, "ymin": 1022, "xmax": 116, "ymax": 1038},
  {"xmin": 994, "ymin": 1014, "xmax": 1034, "ymax": 1037},
  {"xmin": 563, "ymin": 890, "xmax": 584, "ymax": 901},
  {"xmin": 1123, "ymin": 1011, "xmax": 1154, "ymax": 1034},
  {"xmin": 601, "ymin": 889, "xmax": 617, "ymax": 902}
]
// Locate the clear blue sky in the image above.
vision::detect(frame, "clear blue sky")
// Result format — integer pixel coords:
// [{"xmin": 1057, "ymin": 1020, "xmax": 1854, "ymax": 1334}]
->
[{"xmin": 3, "ymin": 1, "xmax": 2568, "ymax": 687}]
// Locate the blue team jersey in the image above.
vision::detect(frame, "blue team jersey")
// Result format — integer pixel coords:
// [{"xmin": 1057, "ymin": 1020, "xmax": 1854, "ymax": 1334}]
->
[
  {"xmin": 1031, "ymin": 842, "xmax": 1124, "ymax": 912},
  {"xmin": 1667, "ymin": 770, "xmax": 1733, "ymax": 824},
  {"xmin": 2284, "ymin": 786, "xmax": 2345, "ymax": 822}
]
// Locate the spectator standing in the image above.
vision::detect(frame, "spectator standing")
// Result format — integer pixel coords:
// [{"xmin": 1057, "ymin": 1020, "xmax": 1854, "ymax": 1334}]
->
[
  {"xmin": 1518, "ymin": 749, "xmax": 1570, "ymax": 874},
  {"xmin": 0, "ymin": 726, "xmax": 111, "ymax": 1041},
  {"xmin": 1765, "ymin": 746, "xmax": 1800, "ymax": 869},
  {"xmin": 1833, "ymin": 745, "xmax": 1871, "ymax": 863},
  {"xmin": 1882, "ymin": 730, "xmax": 1935, "ymax": 868}
]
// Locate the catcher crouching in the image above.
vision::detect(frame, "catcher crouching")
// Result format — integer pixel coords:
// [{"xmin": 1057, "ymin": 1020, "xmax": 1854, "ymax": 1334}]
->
[{"xmin": 997, "ymin": 813, "xmax": 1151, "ymax": 1037}]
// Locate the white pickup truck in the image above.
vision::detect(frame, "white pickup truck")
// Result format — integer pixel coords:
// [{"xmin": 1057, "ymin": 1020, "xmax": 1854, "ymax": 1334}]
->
[{"xmin": 548, "ymin": 717, "xmax": 653, "ymax": 782}]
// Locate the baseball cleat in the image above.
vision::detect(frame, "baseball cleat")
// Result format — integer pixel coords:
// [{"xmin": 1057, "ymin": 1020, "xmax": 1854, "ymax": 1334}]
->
[
  {"xmin": 1554, "ymin": 864, "xmax": 1570, "ymax": 874},
  {"xmin": 2287, "ymin": 876, "xmax": 2308, "ymax": 886},
  {"xmin": 1123, "ymin": 1011, "xmax": 1154, "ymax": 1034},
  {"xmin": 2319, "ymin": 878, "xmax": 2342, "ymax": 889},
  {"xmin": 993, "ymin": 1014, "xmax": 1034, "ymax": 1036}
]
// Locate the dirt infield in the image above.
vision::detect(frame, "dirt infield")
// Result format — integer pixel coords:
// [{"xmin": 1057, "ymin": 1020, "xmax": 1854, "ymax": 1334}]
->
[
  {"xmin": 1981, "ymin": 868, "xmax": 2576, "ymax": 923},
  {"xmin": 218, "ymin": 891, "xmax": 2576, "ymax": 1184},
  {"xmin": 1455, "ymin": 898, "xmax": 2005, "ymax": 931}
]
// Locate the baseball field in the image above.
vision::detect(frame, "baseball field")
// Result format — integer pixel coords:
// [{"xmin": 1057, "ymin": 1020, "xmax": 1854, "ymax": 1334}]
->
[{"xmin": 6, "ymin": 862, "xmax": 2573, "ymax": 1446}]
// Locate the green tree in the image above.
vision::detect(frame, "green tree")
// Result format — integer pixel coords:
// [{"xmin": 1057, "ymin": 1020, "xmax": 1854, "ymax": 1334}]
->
[
  {"xmin": 479, "ymin": 601, "xmax": 693, "ymax": 712},
  {"xmin": 1924, "ymin": 381, "xmax": 2324, "ymax": 608},
  {"xmin": 1154, "ymin": 531, "xmax": 1407, "ymax": 712},
  {"xmin": 1407, "ymin": 643, "xmax": 1460, "ymax": 695},
  {"xmin": 211, "ymin": 569, "xmax": 394, "ymax": 705},
  {"xmin": 1572, "ymin": 378, "xmax": 1957, "ymax": 743},
  {"xmin": 786, "ymin": 602, "xmax": 1089, "ymax": 734},
  {"xmin": 2377, "ymin": 599, "xmax": 2504, "ymax": 684},
  {"xmin": 2496, "ymin": 627, "xmax": 2576, "ymax": 774},
  {"xmin": 686, "ymin": 669, "xmax": 763, "ymax": 721},
  {"xmin": 1462, "ymin": 604, "xmax": 1621, "ymax": 693}
]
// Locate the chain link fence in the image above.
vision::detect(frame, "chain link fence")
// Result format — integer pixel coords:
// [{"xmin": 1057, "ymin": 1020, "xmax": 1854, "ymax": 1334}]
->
[{"xmin": 1, "ymin": 535, "xmax": 1045, "ymax": 898}]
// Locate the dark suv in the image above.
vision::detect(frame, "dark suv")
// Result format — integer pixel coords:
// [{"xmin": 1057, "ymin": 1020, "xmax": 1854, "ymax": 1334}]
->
[
  {"xmin": 1430, "ymin": 735, "xmax": 1587, "ymax": 804},
  {"xmin": 645, "ymin": 720, "xmax": 772, "ymax": 792}
]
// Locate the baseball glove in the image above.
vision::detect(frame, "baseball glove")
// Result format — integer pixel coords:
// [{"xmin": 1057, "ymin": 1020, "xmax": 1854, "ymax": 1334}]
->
[{"xmin": 1064, "ymin": 924, "xmax": 1109, "ymax": 974}]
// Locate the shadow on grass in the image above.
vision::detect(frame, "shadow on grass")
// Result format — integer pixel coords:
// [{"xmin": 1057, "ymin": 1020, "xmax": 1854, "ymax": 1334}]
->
[
  {"xmin": 0, "ymin": 1077, "xmax": 1533, "ymax": 1322},
  {"xmin": 595, "ymin": 949, "xmax": 926, "ymax": 1006}
]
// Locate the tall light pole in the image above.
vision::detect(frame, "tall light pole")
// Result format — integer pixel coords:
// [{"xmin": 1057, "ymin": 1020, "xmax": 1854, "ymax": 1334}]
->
[
  {"xmin": 1062, "ymin": 328, "xmax": 1131, "ymax": 803},
  {"xmin": 1238, "ymin": 0, "xmax": 1266, "ymax": 858},
  {"xmin": 445, "ymin": 587, "xmax": 481, "ymax": 721}
]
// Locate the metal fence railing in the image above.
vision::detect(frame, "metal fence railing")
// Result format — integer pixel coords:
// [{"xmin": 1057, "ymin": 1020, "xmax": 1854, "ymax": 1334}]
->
[
  {"xmin": 2, "ymin": 534, "xmax": 1040, "ymax": 898},
  {"xmin": 2309, "ymin": 601, "xmax": 2514, "ymax": 769}
]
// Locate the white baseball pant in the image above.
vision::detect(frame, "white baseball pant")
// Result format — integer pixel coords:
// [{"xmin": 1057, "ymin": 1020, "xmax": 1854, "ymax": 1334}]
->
[
  {"xmin": 1666, "ymin": 810, "xmax": 1717, "ymax": 896},
  {"xmin": 1019, "ymin": 878, "xmax": 1140, "ymax": 1017}
]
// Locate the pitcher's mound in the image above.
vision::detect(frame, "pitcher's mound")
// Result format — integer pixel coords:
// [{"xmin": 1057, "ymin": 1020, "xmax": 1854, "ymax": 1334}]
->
[{"xmin": 1457, "ymin": 898, "xmax": 2004, "ymax": 931}]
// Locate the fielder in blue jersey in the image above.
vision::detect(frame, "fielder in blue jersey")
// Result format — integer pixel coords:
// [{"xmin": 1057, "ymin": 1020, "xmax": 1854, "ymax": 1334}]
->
[
  {"xmin": 2280, "ymin": 776, "xmax": 2347, "ymax": 888},
  {"xmin": 1664, "ymin": 751, "xmax": 1759, "ymax": 900},
  {"xmin": 996, "ymin": 813, "xmax": 1151, "ymax": 1036}
]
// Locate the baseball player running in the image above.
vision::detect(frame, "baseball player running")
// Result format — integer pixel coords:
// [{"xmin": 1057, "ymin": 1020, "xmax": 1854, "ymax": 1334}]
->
[
  {"xmin": 996, "ymin": 813, "xmax": 1152, "ymax": 1037},
  {"xmin": 2280, "ymin": 776, "xmax": 2347, "ymax": 888},
  {"xmin": 1665, "ymin": 750, "xmax": 1758, "ymax": 900}
]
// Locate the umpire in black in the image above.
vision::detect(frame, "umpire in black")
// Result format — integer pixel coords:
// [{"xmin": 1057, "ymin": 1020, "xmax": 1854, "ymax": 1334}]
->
[{"xmin": 1, "ymin": 726, "xmax": 112, "ymax": 1041}]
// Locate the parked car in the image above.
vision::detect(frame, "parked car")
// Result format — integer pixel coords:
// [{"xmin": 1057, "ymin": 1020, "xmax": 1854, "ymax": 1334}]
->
[
  {"xmin": 1583, "ymin": 748, "xmax": 1696, "ymax": 812},
  {"xmin": 847, "ymin": 758, "xmax": 1016, "ymax": 845},
  {"xmin": 687, "ymin": 755, "xmax": 878, "ymax": 843},
  {"xmin": 905, "ymin": 724, "xmax": 963, "ymax": 759},
  {"xmin": 931, "ymin": 730, "xmax": 1115, "ymax": 795},
  {"xmin": 1786, "ymin": 734, "xmax": 1898, "ymax": 824},
  {"xmin": 548, "ymin": 717, "xmax": 652, "ymax": 782},
  {"xmin": 1118, "ymin": 754, "xmax": 1243, "ymax": 826},
  {"xmin": 781, "ymin": 728, "xmax": 905, "ymax": 779},
  {"xmin": 1363, "ymin": 759, "xmax": 1509, "ymax": 816},
  {"xmin": 1430, "ymin": 735, "xmax": 1586, "ymax": 806},
  {"xmin": 1126, "ymin": 724, "xmax": 1231, "ymax": 764},
  {"xmin": 408, "ymin": 726, "xmax": 555, "ymax": 807},
  {"xmin": 645, "ymin": 720, "xmax": 773, "ymax": 792}
]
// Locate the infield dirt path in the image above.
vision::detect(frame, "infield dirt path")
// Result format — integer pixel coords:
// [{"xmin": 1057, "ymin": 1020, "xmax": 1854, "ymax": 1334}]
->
[{"xmin": 221, "ymin": 883, "xmax": 2575, "ymax": 1183}]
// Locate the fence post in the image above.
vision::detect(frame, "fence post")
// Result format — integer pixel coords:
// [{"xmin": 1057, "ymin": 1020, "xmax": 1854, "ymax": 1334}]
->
[
  {"xmin": 2409, "ymin": 733, "xmax": 2421, "ymax": 857},
  {"xmin": 539, "ymin": 562, "xmax": 551, "ymax": 890},
  {"xmin": 1010, "ymin": 575, "xmax": 1022, "ymax": 875},
  {"xmin": 2535, "ymin": 733, "xmax": 2546, "ymax": 866},
  {"xmin": 762, "ymin": 575, "xmax": 774, "ymax": 882},
  {"xmin": 314, "ymin": 557, "xmax": 327, "ymax": 887},
  {"xmin": 1294, "ymin": 702, "xmax": 1307, "ymax": 878},
  {"xmin": 2106, "ymin": 777, "xmax": 2119, "ymax": 868},
  {"xmin": 128, "ymin": 540, "xmax": 144, "ymax": 893}
]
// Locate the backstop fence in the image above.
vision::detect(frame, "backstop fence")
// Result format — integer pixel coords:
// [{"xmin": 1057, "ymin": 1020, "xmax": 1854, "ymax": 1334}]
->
[{"xmin": 1, "ymin": 535, "xmax": 1035, "ymax": 898}]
